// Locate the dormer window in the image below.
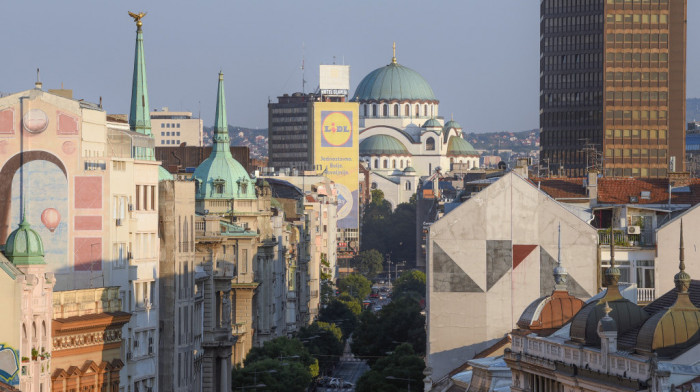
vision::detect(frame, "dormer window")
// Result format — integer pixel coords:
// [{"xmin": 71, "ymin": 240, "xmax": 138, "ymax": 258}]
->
[
  {"xmin": 213, "ymin": 179, "xmax": 226, "ymax": 194},
  {"xmin": 426, "ymin": 137, "xmax": 436, "ymax": 151},
  {"xmin": 238, "ymin": 179, "xmax": 248, "ymax": 195}
]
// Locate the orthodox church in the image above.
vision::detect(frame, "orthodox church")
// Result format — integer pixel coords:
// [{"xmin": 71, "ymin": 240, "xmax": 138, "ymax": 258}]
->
[{"xmin": 353, "ymin": 45, "xmax": 479, "ymax": 207}]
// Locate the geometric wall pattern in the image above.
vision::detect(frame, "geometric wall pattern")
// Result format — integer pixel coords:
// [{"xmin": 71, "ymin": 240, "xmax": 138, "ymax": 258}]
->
[
  {"xmin": 540, "ymin": 248, "xmax": 590, "ymax": 298},
  {"xmin": 433, "ymin": 242, "xmax": 483, "ymax": 292}
]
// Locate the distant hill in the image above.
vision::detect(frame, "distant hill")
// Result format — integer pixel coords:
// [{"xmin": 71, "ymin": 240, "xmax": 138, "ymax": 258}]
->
[{"xmin": 203, "ymin": 126, "xmax": 268, "ymax": 158}]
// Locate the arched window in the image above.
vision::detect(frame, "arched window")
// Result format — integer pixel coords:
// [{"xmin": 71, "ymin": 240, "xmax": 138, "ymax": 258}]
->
[
  {"xmin": 374, "ymin": 159, "xmax": 379, "ymax": 169},
  {"xmin": 405, "ymin": 105, "xmax": 410, "ymax": 116},
  {"xmin": 371, "ymin": 182, "xmax": 377, "ymax": 189},
  {"xmin": 415, "ymin": 104, "xmax": 420, "ymax": 117},
  {"xmin": 424, "ymin": 104, "xmax": 428, "ymax": 116},
  {"xmin": 426, "ymin": 137, "xmax": 436, "ymax": 151},
  {"xmin": 383, "ymin": 104, "xmax": 388, "ymax": 117},
  {"xmin": 32, "ymin": 322, "xmax": 37, "ymax": 344},
  {"xmin": 405, "ymin": 181, "xmax": 412, "ymax": 191},
  {"xmin": 372, "ymin": 104, "xmax": 377, "ymax": 117},
  {"xmin": 392, "ymin": 159, "xmax": 396, "ymax": 169},
  {"xmin": 467, "ymin": 160, "xmax": 472, "ymax": 169},
  {"xmin": 363, "ymin": 104, "xmax": 368, "ymax": 117},
  {"xmin": 383, "ymin": 159, "xmax": 388, "ymax": 169},
  {"xmin": 400, "ymin": 160, "xmax": 404, "ymax": 168},
  {"xmin": 393, "ymin": 104, "xmax": 399, "ymax": 117}
]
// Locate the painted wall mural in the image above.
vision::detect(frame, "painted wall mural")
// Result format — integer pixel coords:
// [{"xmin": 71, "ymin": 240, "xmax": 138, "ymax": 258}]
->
[
  {"xmin": 0, "ymin": 344, "xmax": 19, "ymax": 386},
  {"xmin": 11, "ymin": 160, "xmax": 69, "ymax": 272}
]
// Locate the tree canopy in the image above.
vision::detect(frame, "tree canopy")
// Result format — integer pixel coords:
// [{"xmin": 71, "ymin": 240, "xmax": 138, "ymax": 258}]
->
[
  {"xmin": 297, "ymin": 321, "xmax": 344, "ymax": 376},
  {"xmin": 336, "ymin": 274, "xmax": 371, "ymax": 301},
  {"xmin": 318, "ymin": 299, "xmax": 359, "ymax": 339},
  {"xmin": 361, "ymin": 190, "xmax": 417, "ymax": 269},
  {"xmin": 353, "ymin": 249, "xmax": 384, "ymax": 280},
  {"xmin": 355, "ymin": 343, "xmax": 425, "ymax": 392},
  {"xmin": 392, "ymin": 270, "xmax": 426, "ymax": 302},
  {"xmin": 242, "ymin": 336, "xmax": 319, "ymax": 378}
]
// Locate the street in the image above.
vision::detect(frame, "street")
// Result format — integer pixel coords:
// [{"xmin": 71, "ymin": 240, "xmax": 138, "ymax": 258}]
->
[{"xmin": 316, "ymin": 337, "xmax": 370, "ymax": 391}]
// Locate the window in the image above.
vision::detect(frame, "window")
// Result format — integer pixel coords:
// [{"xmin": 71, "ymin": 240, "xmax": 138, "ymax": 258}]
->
[
  {"xmin": 393, "ymin": 104, "xmax": 399, "ymax": 117},
  {"xmin": 374, "ymin": 159, "xmax": 379, "ymax": 169},
  {"xmin": 177, "ymin": 123, "xmax": 181, "ymax": 128},
  {"xmin": 160, "ymin": 131, "xmax": 164, "ymax": 135},
  {"xmin": 383, "ymin": 159, "xmax": 388, "ymax": 169},
  {"xmin": 363, "ymin": 105, "xmax": 368, "ymax": 117},
  {"xmin": 383, "ymin": 104, "xmax": 388, "ymax": 117},
  {"xmin": 424, "ymin": 104, "xmax": 428, "ymax": 116},
  {"xmin": 161, "ymin": 140, "xmax": 164, "ymax": 145},
  {"xmin": 405, "ymin": 105, "xmax": 410, "ymax": 116},
  {"xmin": 415, "ymin": 104, "xmax": 419, "ymax": 116},
  {"xmin": 405, "ymin": 182, "xmax": 411, "ymax": 191},
  {"xmin": 161, "ymin": 124, "xmax": 164, "ymax": 128},
  {"xmin": 372, "ymin": 104, "xmax": 377, "ymax": 117},
  {"xmin": 166, "ymin": 124, "xmax": 170, "ymax": 128},
  {"xmin": 135, "ymin": 185, "xmax": 141, "ymax": 210},
  {"xmin": 426, "ymin": 137, "xmax": 436, "ymax": 151}
]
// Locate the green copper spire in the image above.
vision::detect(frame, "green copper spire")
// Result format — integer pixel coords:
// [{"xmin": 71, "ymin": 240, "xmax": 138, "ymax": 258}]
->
[
  {"xmin": 214, "ymin": 71, "xmax": 229, "ymax": 150},
  {"xmin": 192, "ymin": 72, "xmax": 257, "ymax": 201},
  {"xmin": 129, "ymin": 12, "xmax": 151, "ymax": 136}
]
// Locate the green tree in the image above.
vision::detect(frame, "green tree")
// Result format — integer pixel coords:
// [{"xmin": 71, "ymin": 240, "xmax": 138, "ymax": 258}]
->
[
  {"xmin": 297, "ymin": 321, "xmax": 344, "ymax": 375},
  {"xmin": 361, "ymin": 190, "xmax": 393, "ymax": 253},
  {"xmin": 393, "ymin": 270, "xmax": 426, "ymax": 302},
  {"xmin": 353, "ymin": 249, "xmax": 384, "ymax": 280},
  {"xmin": 386, "ymin": 197, "xmax": 417, "ymax": 267},
  {"xmin": 243, "ymin": 337, "xmax": 319, "ymax": 378},
  {"xmin": 232, "ymin": 358, "xmax": 311, "ymax": 392},
  {"xmin": 336, "ymin": 274, "xmax": 371, "ymax": 301},
  {"xmin": 352, "ymin": 297, "xmax": 426, "ymax": 364},
  {"xmin": 355, "ymin": 343, "xmax": 425, "ymax": 392},
  {"xmin": 318, "ymin": 299, "xmax": 358, "ymax": 339}
]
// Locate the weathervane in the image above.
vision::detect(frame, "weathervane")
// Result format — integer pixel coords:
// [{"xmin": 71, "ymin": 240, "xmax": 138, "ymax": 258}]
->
[{"xmin": 128, "ymin": 11, "xmax": 147, "ymax": 29}]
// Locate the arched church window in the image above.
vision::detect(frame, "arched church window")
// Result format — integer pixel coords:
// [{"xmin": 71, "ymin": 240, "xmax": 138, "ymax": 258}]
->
[
  {"xmin": 372, "ymin": 104, "xmax": 377, "ymax": 117},
  {"xmin": 426, "ymin": 137, "xmax": 436, "ymax": 151},
  {"xmin": 393, "ymin": 104, "xmax": 399, "ymax": 117},
  {"xmin": 383, "ymin": 104, "xmax": 388, "ymax": 117},
  {"xmin": 392, "ymin": 159, "xmax": 396, "ymax": 169},
  {"xmin": 415, "ymin": 104, "xmax": 420, "ymax": 117},
  {"xmin": 405, "ymin": 105, "xmax": 410, "ymax": 117},
  {"xmin": 374, "ymin": 159, "xmax": 379, "ymax": 169},
  {"xmin": 400, "ymin": 160, "xmax": 404, "ymax": 168},
  {"xmin": 424, "ymin": 104, "xmax": 428, "ymax": 117},
  {"xmin": 405, "ymin": 181, "xmax": 412, "ymax": 191},
  {"xmin": 383, "ymin": 159, "xmax": 388, "ymax": 169},
  {"xmin": 363, "ymin": 105, "xmax": 368, "ymax": 117}
]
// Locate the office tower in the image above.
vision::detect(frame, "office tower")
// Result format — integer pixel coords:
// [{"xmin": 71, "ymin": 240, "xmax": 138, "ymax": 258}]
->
[{"xmin": 540, "ymin": 0, "xmax": 686, "ymax": 177}]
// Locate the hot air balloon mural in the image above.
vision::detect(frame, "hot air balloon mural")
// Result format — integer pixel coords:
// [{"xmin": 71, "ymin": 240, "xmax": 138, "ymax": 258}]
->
[{"xmin": 41, "ymin": 208, "xmax": 61, "ymax": 233}]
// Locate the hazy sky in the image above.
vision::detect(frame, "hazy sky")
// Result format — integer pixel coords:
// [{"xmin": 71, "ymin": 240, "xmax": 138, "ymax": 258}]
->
[{"xmin": 3, "ymin": 1, "xmax": 700, "ymax": 132}]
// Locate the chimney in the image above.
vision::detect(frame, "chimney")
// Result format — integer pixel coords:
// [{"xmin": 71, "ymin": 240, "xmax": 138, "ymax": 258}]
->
[
  {"xmin": 587, "ymin": 170, "xmax": 598, "ymax": 206},
  {"xmin": 514, "ymin": 157, "xmax": 529, "ymax": 178}
]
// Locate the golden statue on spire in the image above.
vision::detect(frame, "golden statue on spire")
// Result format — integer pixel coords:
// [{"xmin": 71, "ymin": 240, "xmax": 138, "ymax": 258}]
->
[
  {"xmin": 392, "ymin": 42, "xmax": 397, "ymax": 64},
  {"xmin": 128, "ymin": 11, "xmax": 147, "ymax": 28}
]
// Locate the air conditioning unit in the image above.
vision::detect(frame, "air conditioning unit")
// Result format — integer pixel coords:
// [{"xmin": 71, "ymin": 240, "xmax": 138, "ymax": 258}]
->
[
  {"xmin": 628, "ymin": 226, "xmax": 641, "ymax": 235},
  {"xmin": 116, "ymin": 218, "xmax": 123, "ymax": 226}
]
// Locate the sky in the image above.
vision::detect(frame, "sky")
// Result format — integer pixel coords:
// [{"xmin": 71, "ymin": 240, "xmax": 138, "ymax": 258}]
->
[{"xmin": 3, "ymin": 1, "xmax": 700, "ymax": 133}]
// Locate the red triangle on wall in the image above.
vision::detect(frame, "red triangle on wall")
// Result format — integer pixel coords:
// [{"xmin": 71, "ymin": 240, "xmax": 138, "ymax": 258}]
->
[{"xmin": 513, "ymin": 245, "xmax": 537, "ymax": 269}]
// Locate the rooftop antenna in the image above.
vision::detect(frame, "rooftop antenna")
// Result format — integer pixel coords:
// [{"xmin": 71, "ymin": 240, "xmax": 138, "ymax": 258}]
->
[{"xmin": 301, "ymin": 42, "xmax": 306, "ymax": 94}]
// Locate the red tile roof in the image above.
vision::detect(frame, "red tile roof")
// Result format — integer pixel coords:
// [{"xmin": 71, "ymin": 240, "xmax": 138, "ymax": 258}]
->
[{"xmin": 531, "ymin": 177, "xmax": 700, "ymax": 206}]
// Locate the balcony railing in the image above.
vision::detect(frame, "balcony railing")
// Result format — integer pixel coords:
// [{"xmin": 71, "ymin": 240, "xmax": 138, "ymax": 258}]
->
[
  {"xmin": 598, "ymin": 229, "xmax": 654, "ymax": 247},
  {"xmin": 638, "ymin": 287, "xmax": 656, "ymax": 304}
]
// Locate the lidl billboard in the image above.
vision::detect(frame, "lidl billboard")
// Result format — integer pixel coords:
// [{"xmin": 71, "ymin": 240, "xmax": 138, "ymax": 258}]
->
[{"xmin": 313, "ymin": 102, "xmax": 359, "ymax": 230}]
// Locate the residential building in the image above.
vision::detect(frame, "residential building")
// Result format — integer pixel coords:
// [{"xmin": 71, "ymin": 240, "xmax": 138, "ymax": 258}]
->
[
  {"xmin": 51, "ymin": 287, "xmax": 130, "ymax": 392},
  {"xmin": 504, "ymin": 228, "xmax": 700, "ymax": 391},
  {"xmin": 157, "ymin": 179, "xmax": 198, "ymax": 392},
  {"xmin": 424, "ymin": 172, "xmax": 598, "ymax": 384},
  {"xmin": 539, "ymin": 0, "xmax": 687, "ymax": 177},
  {"xmin": 151, "ymin": 108, "xmax": 203, "ymax": 147}
]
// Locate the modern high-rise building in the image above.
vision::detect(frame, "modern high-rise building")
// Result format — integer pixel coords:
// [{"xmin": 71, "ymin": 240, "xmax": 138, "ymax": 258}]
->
[{"xmin": 540, "ymin": 0, "xmax": 686, "ymax": 177}]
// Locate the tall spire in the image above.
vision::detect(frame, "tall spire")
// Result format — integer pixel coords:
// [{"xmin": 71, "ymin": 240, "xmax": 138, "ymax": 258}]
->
[
  {"xmin": 213, "ymin": 72, "xmax": 231, "ymax": 155},
  {"xmin": 391, "ymin": 42, "xmax": 397, "ymax": 65},
  {"xmin": 601, "ymin": 223, "xmax": 623, "ymax": 302},
  {"xmin": 675, "ymin": 219, "xmax": 691, "ymax": 294},
  {"xmin": 554, "ymin": 222, "xmax": 568, "ymax": 290},
  {"xmin": 128, "ymin": 11, "xmax": 152, "ymax": 138}
]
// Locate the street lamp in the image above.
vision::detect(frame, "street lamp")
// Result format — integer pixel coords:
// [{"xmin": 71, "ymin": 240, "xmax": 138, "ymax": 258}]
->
[{"xmin": 386, "ymin": 375, "xmax": 413, "ymax": 392}]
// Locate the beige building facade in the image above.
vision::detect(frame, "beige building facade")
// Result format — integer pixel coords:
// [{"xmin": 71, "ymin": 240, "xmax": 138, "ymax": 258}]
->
[{"xmin": 151, "ymin": 108, "xmax": 203, "ymax": 147}]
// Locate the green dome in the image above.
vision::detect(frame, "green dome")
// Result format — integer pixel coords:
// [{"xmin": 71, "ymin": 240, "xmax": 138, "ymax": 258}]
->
[
  {"xmin": 158, "ymin": 166, "xmax": 174, "ymax": 181},
  {"xmin": 403, "ymin": 166, "xmax": 416, "ymax": 173},
  {"xmin": 422, "ymin": 118, "xmax": 442, "ymax": 129},
  {"xmin": 360, "ymin": 135, "xmax": 410, "ymax": 156},
  {"xmin": 446, "ymin": 136, "xmax": 478, "ymax": 156},
  {"xmin": 444, "ymin": 120, "xmax": 462, "ymax": 130},
  {"xmin": 193, "ymin": 153, "xmax": 256, "ymax": 200},
  {"xmin": 4, "ymin": 216, "xmax": 45, "ymax": 265},
  {"xmin": 353, "ymin": 62, "xmax": 436, "ymax": 102}
]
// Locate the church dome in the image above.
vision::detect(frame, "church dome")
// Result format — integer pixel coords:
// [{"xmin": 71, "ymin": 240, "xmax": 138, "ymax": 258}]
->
[
  {"xmin": 517, "ymin": 291, "xmax": 585, "ymax": 333},
  {"xmin": 444, "ymin": 120, "xmax": 462, "ymax": 131},
  {"xmin": 422, "ymin": 118, "xmax": 442, "ymax": 129},
  {"xmin": 447, "ymin": 137, "xmax": 478, "ymax": 156},
  {"xmin": 193, "ymin": 152, "xmax": 256, "ymax": 200},
  {"xmin": 360, "ymin": 135, "xmax": 410, "ymax": 156},
  {"xmin": 353, "ymin": 62, "xmax": 437, "ymax": 103},
  {"xmin": 4, "ymin": 216, "xmax": 45, "ymax": 265}
]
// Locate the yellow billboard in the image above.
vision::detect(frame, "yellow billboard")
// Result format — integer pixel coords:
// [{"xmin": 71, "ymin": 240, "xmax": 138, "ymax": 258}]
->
[{"xmin": 312, "ymin": 102, "xmax": 359, "ymax": 229}]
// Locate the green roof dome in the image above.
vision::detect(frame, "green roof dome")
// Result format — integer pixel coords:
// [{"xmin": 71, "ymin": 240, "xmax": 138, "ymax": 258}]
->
[
  {"xmin": 360, "ymin": 135, "xmax": 410, "ymax": 156},
  {"xmin": 4, "ymin": 216, "xmax": 45, "ymax": 265},
  {"xmin": 193, "ymin": 72, "xmax": 257, "ymax": 200},
  {"xmin": 444, "ymin": 120, "xmax": 462, "ymax": 130},
  {"xmin": 403, "ymin": 166, "xmax": 416, "ymax": 173},
  {"xmin": 446, "ymin": 136, "xmax": 478, "ymax": 156},
  {"xmin": 422, "ymin": 118, "xmax": 442, "ymax": 129},
  {"xmin": 353, "ymin": 61, "xmax": 436, "ymax": 102},
  {"xmin": 158, "ymin": 166, "xmax": 174, "ymax": 181}
]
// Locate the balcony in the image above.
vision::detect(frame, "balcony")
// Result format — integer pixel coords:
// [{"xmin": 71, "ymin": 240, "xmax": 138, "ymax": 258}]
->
[
  {"xmin": 232, "ymin": 322, "xmax": 247, "ymax": 335},
  {"xmin": 597, "ymin": 229, "xmax": 654, "ymax": 247},
  {"xmin": 638, "ymin": 287, "xmax": 656, "ymax": 304}
]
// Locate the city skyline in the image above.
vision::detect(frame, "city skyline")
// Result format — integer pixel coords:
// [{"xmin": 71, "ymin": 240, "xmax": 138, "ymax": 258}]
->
[{"xmin": 3, "ymin": 1, "xmax": 699, "ymax": 133}]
